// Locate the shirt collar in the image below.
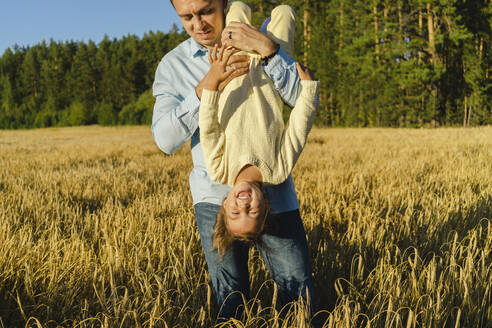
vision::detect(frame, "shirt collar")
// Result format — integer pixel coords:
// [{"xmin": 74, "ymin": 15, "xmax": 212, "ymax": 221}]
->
[{"xmin": 189, "ymin": 38, "xmax": 209, "ymax": 57}]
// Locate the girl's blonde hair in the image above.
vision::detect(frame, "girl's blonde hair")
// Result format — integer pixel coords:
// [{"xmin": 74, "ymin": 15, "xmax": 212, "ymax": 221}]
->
[{"xmin": 212, "ymin": 194, "xmax": 270, "ymax": 257}]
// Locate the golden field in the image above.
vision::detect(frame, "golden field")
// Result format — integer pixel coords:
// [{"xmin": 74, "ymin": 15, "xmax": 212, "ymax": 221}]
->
[{"xmin": 0, "ymin": 126, "xmax": 490, "ymax": 328}]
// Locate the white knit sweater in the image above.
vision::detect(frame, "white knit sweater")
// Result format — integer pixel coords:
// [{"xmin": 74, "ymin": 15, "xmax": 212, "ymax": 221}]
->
[{"xmin": 199, "ymin": 59, "xmax": 319, "ymax": 186}]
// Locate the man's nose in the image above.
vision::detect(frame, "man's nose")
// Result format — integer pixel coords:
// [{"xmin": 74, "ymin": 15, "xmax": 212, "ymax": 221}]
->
[{"xmin": 194, "ymin": 17, "xmax": 205, "ymax": 30}]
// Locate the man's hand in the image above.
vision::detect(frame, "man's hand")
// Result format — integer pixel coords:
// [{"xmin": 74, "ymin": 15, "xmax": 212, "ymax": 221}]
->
[
  {"xmin": 195, "ymin": 46, "xmax": 250, "ymax": 99},
  {"xmin": 221, "ymin": 21, "xmax": 277, "ymax": 57}
]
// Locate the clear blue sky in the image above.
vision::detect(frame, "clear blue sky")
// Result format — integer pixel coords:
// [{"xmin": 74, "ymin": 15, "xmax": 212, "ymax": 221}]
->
[{"xmin": 0, "ymin": 0, "xmax": 183, "ymax": 55}]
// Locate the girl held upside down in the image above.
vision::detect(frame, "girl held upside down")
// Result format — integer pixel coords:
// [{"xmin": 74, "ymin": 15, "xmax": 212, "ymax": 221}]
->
[{"xmin": 198, "ymin": 2, "xmax": 320, "ymax": 255}]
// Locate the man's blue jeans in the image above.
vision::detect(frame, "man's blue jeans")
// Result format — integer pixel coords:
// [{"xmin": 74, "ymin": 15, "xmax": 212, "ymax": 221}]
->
[{"xmin": 194, "ymin": 202, "xmax": 315, "ymax": 320}]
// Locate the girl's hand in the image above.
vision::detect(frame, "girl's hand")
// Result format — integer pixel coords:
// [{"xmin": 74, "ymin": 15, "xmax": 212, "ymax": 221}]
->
[
  {"xmin": 195, "ymin": 49, "xmax": 249, "ymax": 99},
  {"xmin": 202, "ymin": 44, "xmax": 249, "ymax": 91},
  {"xmin": 296, "ymin": 62, "xmax": 315, "ymax": 81}
]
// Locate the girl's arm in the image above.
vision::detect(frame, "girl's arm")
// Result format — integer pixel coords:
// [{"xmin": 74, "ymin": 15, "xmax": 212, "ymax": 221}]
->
[
  {"xmin": 199, "ymin": 45, "xmax": 249, "ymax": 184},
  {"xmin": 279, "ymin": 63, "xmax": 319, "ymax": 174},
  {"xmin": 199, "ymin": 90, "xmax": 228, "ymax": 184}
]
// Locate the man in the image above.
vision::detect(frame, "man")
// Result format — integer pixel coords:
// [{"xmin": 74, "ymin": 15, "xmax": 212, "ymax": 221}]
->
[{"xmin": 152, "ymin": 0, "xmax": 316, "ymax": 321}]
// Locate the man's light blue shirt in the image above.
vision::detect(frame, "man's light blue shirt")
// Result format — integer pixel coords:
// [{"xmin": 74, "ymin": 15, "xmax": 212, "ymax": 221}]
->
[{"xmin": 151, "ymin": 37, "xmax": 301, "ymax": 213}]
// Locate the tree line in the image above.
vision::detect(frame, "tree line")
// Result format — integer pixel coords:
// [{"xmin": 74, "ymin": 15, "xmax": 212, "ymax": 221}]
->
[
  {"xmin": 0, "ymin": 0, "xmax": 490, "ymax": 129},
  {"xmin": 274, "ymin": 0, "xmax": 490, "ymax": 127},
  {"xmin": 0, "ymin": 27, "xmax": 188, "ymax": 129}
]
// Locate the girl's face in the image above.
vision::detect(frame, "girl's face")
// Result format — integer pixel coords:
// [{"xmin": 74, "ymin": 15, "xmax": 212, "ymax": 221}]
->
[{"xmin": 223, "ymin": 181, "xmax": 265, "ymax": 237}]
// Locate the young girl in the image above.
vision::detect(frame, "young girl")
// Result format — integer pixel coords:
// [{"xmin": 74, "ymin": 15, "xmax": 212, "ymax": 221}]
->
[{"xmin": 198, "ymin": 2, "xmax": 319, "ymax": 254}]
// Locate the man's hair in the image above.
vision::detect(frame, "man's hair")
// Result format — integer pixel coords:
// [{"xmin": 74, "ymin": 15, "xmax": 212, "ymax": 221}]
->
[
  {"xmin": 212, "ymin": 194, "xmax": 270, "ymax": 257},
  {"xmin": 170, "ymin": 0, "xmax": 229, "ymax": 9}
]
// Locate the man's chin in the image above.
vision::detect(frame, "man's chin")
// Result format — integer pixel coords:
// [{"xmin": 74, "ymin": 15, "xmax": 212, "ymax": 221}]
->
[{"xmin": 194, "ymin": 36, "xmax": 218, "ymax": 48}]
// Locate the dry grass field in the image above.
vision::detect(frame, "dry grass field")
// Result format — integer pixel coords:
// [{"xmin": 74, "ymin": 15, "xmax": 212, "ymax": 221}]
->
[{"xmin": 0, "ymin": 126, "xmax": 490, "ymax": 328}]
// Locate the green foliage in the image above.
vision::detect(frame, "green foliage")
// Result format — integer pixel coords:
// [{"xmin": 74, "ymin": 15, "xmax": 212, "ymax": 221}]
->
[
  {"xmin": 118, "ymin": 89, "xmax": 155, "ymax": 125},
  {"xmin": 34, "ymin": 108, "xmax": 57, "ymax": 128},
  {"xmin": 68, "ymin": 101, "xmax": 90, "ymax": 126},
  {"xmin": 96, "ymin": 101, "xmax": 117, "ymax": 126},
  {"xmin": 0, "ymin": 1, "xmax": 489, "ymax": 129},
  {"xmin": 0, "ymin": 28, "xmax": 187, "ymax": 129},
  {"xmin": 0, "ymin": 75, "xmax": 15, "ymax": 128}
]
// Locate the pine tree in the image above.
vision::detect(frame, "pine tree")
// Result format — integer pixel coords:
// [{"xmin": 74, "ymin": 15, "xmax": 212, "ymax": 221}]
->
[
  {"xmin": 19, "ymin": 46, "xmax": 44, "ymax": 126},
  {"xmin": 68, "ymin": 42, "xmax": 97, "ymax": 123},
  {"xmin": 0, "ymin": 75, "xmax": 15, "ymax": 128}
]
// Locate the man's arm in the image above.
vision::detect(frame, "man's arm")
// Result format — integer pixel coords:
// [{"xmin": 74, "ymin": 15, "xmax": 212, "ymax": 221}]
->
[
  {"xmin": 262, "ymin": 48, "xmax": 300, "ymax": 107},
  {"xmin": 151, "ymin": 58, "xmax": 201, "ymax": 155}
]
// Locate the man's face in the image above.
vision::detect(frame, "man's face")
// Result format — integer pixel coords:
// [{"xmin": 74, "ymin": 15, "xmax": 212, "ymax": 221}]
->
[{"xmin": 172, "ymin": 0, "xmax": 225, "ymax": 48}]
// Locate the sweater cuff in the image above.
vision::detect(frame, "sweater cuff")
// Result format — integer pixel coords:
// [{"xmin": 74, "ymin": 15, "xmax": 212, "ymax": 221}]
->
[
  {"xmin": 201, "ymin": 89, "xmax": 220, "ymax": 106},
  {"xmin": 300, "ymin": 80, "xmax": 320, "ymax": 97}
]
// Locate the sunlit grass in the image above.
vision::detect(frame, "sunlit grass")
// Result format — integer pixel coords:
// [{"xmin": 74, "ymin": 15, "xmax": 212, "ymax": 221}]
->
[{"xmin": 0, "ymin": 126, "xmax": 490, "ymax": 327}]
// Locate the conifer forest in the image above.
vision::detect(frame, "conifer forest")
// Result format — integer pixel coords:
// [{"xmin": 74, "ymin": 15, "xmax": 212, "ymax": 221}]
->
[{"xmin": 0, "ymin": 0, "xmax": 490, "ymax": 129}]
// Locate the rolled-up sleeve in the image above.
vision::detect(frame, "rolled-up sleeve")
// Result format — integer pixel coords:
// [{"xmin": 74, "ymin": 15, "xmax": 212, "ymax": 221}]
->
[
  {"xmin": 263, "ymin": 48, "xmax": 300, "ymax": 108},
  {"xmin": 152, "ymin": 58, "xmax": 201, "ymax": 155}
]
